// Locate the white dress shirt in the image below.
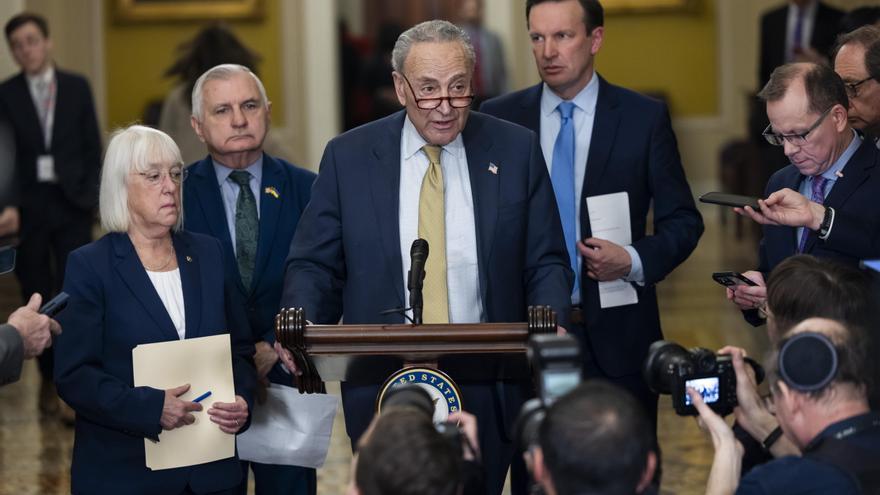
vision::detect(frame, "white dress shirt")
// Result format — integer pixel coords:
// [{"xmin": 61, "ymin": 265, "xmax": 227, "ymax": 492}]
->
[
  {"xmin": 398, "ymin": 116, "xmax": 484, "ymax": 323},
  {"xmin": 539, "ymin": 72, "xmax": 644, "ymax": 304},
  {"xmin": 26, "ymin": 65, "xmax": 55, "ymax": 147},
  {"xmin": 146, "ymin": 268, "xmax": 186, "ymax": 340}
]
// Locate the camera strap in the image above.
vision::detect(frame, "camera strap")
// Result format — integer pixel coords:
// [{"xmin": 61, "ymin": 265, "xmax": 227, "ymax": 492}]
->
[{"xmin": 803, "ymin": 413, "xmax": 880, "ymax": 493}]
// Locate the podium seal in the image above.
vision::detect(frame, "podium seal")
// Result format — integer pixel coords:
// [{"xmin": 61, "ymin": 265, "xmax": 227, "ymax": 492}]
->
[{"xmin": 376, "ymin": 367, "xmax": 463, "ymax": 423}]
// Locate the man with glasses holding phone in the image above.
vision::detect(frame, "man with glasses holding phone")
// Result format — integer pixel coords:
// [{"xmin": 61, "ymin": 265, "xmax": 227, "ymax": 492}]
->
[
  {"xmin": 730, "ymin": 62, "xmax": 880, "ymax": 325},
  {"xmin": 281, "ymin": 20, "xmax": 572, "ymax": 495}
]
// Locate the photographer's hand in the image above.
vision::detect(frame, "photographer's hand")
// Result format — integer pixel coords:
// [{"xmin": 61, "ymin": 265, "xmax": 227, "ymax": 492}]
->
[
  {"xmin": 448, "ymin": 411, "xmax": 481, "ymax": 462},
  {"xmin": 721, "ymin": 346, "xmax": 800, "ymax": 458},
  {"xmin": 689, "ymin": 388, "xmax": 742, "ymax": 495}
]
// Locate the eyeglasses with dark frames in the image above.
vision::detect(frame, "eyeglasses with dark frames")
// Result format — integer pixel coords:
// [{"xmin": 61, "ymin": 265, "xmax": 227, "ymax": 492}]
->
[
  {"xmin": 400, "ymin": 73, "xmax": 475, "ymax": 110},
  {"xmin": 136, "ymin": 167, "xmax": 188, "ymax": 187},
  {"xmin": 762, "ymin": 107, "xmax": 833, "ymax": 147},
  {"xmin": 844, "ymin": 76, "xmax": 874, "ymax": 98}
]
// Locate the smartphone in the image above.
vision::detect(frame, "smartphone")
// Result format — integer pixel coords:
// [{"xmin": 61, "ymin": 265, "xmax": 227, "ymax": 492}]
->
[
  {"xmin": 699, "ymin": 192, "xmax": 761, "ymax": 210},
  {"xmin": 712, "ymin": 271, "xmax": 758, "ymax": 288},
  {"xmin": 39, "ymin": 292, "xmax": 69, "ymax": 318}
]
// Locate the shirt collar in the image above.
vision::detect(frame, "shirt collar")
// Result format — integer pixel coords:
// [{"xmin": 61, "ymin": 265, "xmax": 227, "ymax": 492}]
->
[
  {"xmin": 540, "ymin": 69, "xmax": 599, "ymax": 118},
  {"xmin": 401, "ymin": 114, "xmax": 466, "ymax": 161},
  {"xmin": 26, "ymin": 65, "xmax": 54, "ymax": 89},
  {"xmin": 818, "ymin": 129, "xmax": 861, "ymax": 181},
  {"xmin": 212, "ymin": 154, "xmax": 264, "ymax": 186},
  {"xmin": 790, "ymin": 0, "xmax": 817, "ymax": 18}
]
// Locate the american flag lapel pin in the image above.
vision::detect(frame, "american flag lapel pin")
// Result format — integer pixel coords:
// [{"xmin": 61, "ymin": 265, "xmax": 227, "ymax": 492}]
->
[
  {"xmin": 488, "ymin": 163, "xmax": 499, "ymax": 175},
  {"xmin": 264, "ymin": 186, "xmax": 280, "ymax": 199}
]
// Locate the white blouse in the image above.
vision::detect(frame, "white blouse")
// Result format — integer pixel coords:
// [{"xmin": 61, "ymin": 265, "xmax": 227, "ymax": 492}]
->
[{"xmin": 146, "ymin": 268, "xmax": 186, "ymax": 340}]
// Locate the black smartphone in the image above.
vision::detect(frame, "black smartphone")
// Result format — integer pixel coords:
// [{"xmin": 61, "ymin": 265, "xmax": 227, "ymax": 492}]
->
[
  {"xmin": 712, "ymin": 271, "xmax": 758, "ymax": 288},
  {"xmin": 699, "ymin": 192, "xmax": 761, "ymax": 210},
  {"xmin": 39, "ymin": 292, "xmax": 69, "ymax": 318}
]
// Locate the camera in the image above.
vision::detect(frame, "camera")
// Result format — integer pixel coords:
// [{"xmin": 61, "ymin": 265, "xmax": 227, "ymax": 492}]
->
[
  {"xmin": 642, "ymin": 340, "xmax": 764, "ymax": 416},
  {"xmin": 514, "ymin": 334, "xmax": 582, "ymax": 451}
]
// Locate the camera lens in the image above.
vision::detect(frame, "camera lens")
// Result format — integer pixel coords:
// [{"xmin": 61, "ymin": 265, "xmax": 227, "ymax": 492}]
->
[{"xmin": 642, "ymin": 340, "xmax": 693, "ymax": 395}]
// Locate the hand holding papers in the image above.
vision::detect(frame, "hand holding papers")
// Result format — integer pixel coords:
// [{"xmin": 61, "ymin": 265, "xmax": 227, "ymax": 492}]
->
[
  {"xmin": 585, "ymin": 192, "xmax": 639, "ymax": 308},
  {"xmin": 133, "ymin": 334, "xmax": 236, "ymax": 470}
]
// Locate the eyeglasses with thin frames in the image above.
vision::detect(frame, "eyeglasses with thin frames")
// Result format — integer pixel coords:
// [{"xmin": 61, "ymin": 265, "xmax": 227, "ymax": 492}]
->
[
  {"xmin": 400, "ymin": 73, "xmax": 475, "ymax": 110},
  {"xmin": 136, "ymin": 167, "xmax": 188, "ymax": 187},
  {"xmin": 762, "ymin": 107, "xmax": 833, "ymax": 147},
  {"xmin": 844, "ymin": 76, "xmax": 874, "ymax": 99}
]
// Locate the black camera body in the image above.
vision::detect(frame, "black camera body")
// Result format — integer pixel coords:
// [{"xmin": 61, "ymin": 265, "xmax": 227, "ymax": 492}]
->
[
  {"xmin": 643, "ymin": 340, "xmax": 764, "ymax": 417},
  {"xmin": 514, "ymin": 334, "xmax": 582, "ymax": 451}
]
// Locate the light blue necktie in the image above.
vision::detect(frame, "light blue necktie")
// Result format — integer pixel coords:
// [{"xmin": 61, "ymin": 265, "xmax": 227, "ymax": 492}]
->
[{"xmin": 551, "ymin": 101, "xmax": 578, "ymax": 296}]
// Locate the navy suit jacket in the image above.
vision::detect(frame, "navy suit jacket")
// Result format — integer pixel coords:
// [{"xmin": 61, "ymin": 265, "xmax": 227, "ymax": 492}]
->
[
  {"xmin": 282, "ymin": 110, "xmax": 572, "ymax": 440},
  {"xmin": 183, "ymin": 153, "xmax": 315, "ymax": 384},
  {"xmin": 54, "ymin": 231, "xmax": 256, "ymax": 495},
  {"xmin": 759, "ymin": 138, "xmax": 880, "ymax": 271},
  {"xmin": 481, "ymin": 77, "xmax": 704, "ymax": 377},
  {"xmin": 0, "ymin": 68, "xmax": 101, "ymax": 212}
]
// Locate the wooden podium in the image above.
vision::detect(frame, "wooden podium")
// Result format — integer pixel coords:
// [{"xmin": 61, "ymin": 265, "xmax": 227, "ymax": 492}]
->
[{"xmin": 274, "ymin": 306, "xmax": 557, "ymax": 393}]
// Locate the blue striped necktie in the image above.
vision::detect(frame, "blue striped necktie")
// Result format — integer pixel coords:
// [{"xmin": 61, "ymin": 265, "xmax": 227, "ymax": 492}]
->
[{"xmin": 551, "ymin": 101, "xmax": 578, "ymax": 296}]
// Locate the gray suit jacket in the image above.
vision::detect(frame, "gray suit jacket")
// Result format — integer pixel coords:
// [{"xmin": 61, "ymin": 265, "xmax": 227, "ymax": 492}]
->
[{"xmin": 0, "ymin": 323, "xmax": 23, "ymax": 385}]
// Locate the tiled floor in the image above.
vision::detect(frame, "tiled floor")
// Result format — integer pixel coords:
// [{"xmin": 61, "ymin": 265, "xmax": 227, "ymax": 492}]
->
[{"xmin": 0, "ymin": 206, "xmax": 770, "ymax": 494}]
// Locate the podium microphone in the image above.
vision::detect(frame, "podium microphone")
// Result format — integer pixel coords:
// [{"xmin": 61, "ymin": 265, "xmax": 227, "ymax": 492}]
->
[{"xmin": 408, "ymin": 239, "xmax": 429, "ymax": 325}]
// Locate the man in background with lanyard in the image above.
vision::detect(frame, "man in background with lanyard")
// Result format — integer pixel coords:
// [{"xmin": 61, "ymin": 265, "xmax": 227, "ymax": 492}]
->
[{"xmin": 0, "ymin": 12, "xmax": 101, "ymax": 420}]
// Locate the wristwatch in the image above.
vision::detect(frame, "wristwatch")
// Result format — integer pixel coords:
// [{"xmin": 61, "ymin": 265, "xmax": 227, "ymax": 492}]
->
[{"xmin": 817, "ymin": 207, "xmax": 835, "ymax": 240}]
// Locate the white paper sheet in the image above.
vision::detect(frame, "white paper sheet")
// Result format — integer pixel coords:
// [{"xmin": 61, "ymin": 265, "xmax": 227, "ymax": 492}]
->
[
  {"xmin": 132, "ymin": 334, "xmax": 236, "ymax": 470},
  {"xmin": 586, "ymin": 192, "xmax": 639, "ymax": 308},
  {"xmin": 237, "ymin": 383, "xmax": 338, "ymax": 468}
]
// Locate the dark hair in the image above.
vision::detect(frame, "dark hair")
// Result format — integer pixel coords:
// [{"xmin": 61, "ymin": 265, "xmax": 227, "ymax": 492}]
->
[
  {"xmin": 355, "ymin": 407, "xmax": 461, "ymax": 495},
  {"xmin": 867, "ymin": 39, "xmax": 880, "ymax": 81},
  {"xmin": 766, "ymin": 255, "xmax": 874, "ymax": 339},
  {"xmin": 526, "ymin": 0, "xmax": 604, "ymax": 33},
  {"xmin": 539, "ymin": 380, "xmax": 652, "ymax": 495},
  {"xmin": 5, "ymin": 12, "xmax": 49, "ymax": 41},
  {"xmin": 163, "ymin": 23, "xmax": 261, "ymax": 110},
  {"xmin": 838, "ymin": 7, "xmax": 880, "ymax": 35},
  {"xmin": 757, "ymin": 63, "xmax": 849, "ymax": 116},
  {"xmin": 771, "ymin": 319, "xmax": 874, "ymax": 400},
  {"xmin": 832, "ymin": 25, "xmax": 880, "ymax": 66}
]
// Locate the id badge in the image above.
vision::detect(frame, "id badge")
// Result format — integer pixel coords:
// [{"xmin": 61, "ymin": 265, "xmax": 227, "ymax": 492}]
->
[{"xmin": 36, "ymin": 155, "xmax": 56, "ymax": 182}]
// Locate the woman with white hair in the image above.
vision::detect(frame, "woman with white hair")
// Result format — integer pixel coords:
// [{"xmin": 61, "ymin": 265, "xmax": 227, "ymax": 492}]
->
[{"xmin": 54, "ymin": 125, "xmax": 255, "ymax": 494}]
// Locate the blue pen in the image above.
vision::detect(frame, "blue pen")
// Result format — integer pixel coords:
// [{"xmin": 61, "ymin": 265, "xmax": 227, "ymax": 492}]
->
[{"xmin": 193, "ymin": 391, "xmax": 212, "ymax": 403}]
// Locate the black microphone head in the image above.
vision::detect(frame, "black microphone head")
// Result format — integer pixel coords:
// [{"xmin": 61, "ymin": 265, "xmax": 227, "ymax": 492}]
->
[{"xmin": 411, "ymin": 238, "xmax": 429, "ymax": 262}]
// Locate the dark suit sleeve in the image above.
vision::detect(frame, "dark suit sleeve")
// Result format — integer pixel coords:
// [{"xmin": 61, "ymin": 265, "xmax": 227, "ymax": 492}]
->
[
  {"xmin": 523, "ymin": 131, "xmax": 575, "ymax": 329},
  {"xmin": 630, "ymin": 104, "xmax": 704, "ymax": 285},
  {"xmin": 220, "ymin": 241, "xmax": 257, "ymax": 418},
  {"xmin": 281, "ymin": 143, "xmax": 345, "ymax": 324},
  {"xmin": 0, "ymin": 323, "xmax": 24, "ymax": 386},
  {"xmin": 820, "ymin": 210, "xmax": 880, "ymax": 260},
  {"xmin": 54, "ymin": 250, "xmax": 165, "ymax": 439}
]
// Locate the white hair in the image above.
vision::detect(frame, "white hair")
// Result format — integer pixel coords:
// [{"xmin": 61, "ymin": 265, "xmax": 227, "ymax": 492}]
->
[
  {"xmin": 99, "ymin": 125, "xmax": 184, "ymax": 233},
  {"xmin": 391, "ymin": 20, "xmax": 475, "ymax": 73},
  {"xmin": 191, "ymin": 63, "xmax": 269, "ymax": 120}
]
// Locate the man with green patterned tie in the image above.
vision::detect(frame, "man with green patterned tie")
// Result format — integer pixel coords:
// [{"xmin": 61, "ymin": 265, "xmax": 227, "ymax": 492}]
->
[{"xmin": 184, "ymin": 64, "xmax": 317, "ymax": 495}]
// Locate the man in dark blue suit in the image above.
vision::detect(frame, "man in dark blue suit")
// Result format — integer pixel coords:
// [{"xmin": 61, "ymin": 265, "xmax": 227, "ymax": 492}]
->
[
  {"xmin": 480, "ymin": 0, "xmax": 703, "ymax": 433},
  {"xmin": 0, "ymin": 12, "xmax": 101, "ymax": 416},
  {"xmin": 728, "ymin": 63, "xmax": 880, "ymax": 324},
  {"xmin": 280, "ymin": 20, "xmax": 572, "ymax": 495},
  {"xmin": 183, "ymin": 64, "xmax": 317, "ymax": 495}
]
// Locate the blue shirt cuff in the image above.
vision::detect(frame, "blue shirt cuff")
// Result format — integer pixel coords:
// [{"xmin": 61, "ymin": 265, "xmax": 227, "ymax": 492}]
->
[{"xmin": 623, "ymin": 245, "xmax": 645, "ymax": 285}]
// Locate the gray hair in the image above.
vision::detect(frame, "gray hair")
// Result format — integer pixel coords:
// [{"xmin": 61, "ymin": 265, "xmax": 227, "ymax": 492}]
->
[
  {"xmin": 391, "ymin": 20, "xmax": 475, "ymax": 73},
  {"xmin": 99, "ymin": 125, "xmax": 184, "ymax": 233},
  {"xmin": 191, "ymin": 63, "xmax": 269, "ymax": 120}
]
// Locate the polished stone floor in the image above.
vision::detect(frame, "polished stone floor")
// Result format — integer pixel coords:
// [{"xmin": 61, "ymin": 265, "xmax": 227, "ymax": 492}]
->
[{"xmin": 0, "ymin": 207, "xmax": 769, "ymax": 494}]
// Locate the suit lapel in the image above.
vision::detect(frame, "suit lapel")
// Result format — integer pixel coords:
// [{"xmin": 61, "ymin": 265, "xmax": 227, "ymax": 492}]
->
[
  {"xmin": 805, "ymin": 139, "xmax": 875, "ymax": 253},
  {"xmin": 252, "ymin": 154, "xmax": 284, "ymax": 293},
  {"xmin": 10, "ymin": 74, "xmax": 46, "ymax": 153},
  {"xmin": 463, "ymin": 114, "xmax": 497, "ymax": 305},
  {"xmin": 188, "ymin": 158, "xmax": 242, "ymax": 291},
  {"xmin": 519, "ymin": 84, "xmax": 543, "ymax": 132},
  {"xmin": 370, "ymin": 113, "xmax": 405, "ymax": 303},
  {"xmin": 174, "ymin": 233, "xmax": 203, "ymax": 339},
  {"xmin": 111, "ymin": 233, "xmax": 180, "ymax": 341},
  {"xmin": 580, "ymin": 77, "xmax": 621, "ymax": 237}
]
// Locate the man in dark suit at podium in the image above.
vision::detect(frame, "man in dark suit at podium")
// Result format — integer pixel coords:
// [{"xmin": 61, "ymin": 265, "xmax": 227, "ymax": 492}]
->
[
  {"xmin": 480, "ymin": 0, "xmax": 703, "ymax": 433},
  {"xmin": 0, "ymin": 13, "xmax": 101, "ymax": 414},
  {"xmin": 281, "ymin": 19, "xmax": 572, "ymax": 495}
]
